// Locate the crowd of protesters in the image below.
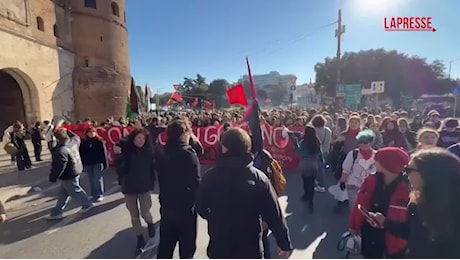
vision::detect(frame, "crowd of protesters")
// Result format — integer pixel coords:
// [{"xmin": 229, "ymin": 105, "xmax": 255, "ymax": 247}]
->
[{"xmin": 2, "ymin": 104, "xmax": 460, "ymax": 258}]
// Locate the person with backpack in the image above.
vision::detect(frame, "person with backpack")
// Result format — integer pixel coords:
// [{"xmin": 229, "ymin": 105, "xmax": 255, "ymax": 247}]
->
[
  {"xmin": 253, "ymin": 147, "xmax": 287, "ymax": 259},
  {"xmin": 349, "ymin": 147, "xmax": 410, "ymax": 258},
  {"xmin": 338, "ymin": 130, "xmax": 376, "ymax": 213}
]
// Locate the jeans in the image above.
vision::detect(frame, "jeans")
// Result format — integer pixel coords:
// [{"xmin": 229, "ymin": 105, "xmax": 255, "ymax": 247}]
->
[
  {"xmin": 51, "ymin": 176, "xmax": 93, "ymax": 216},
  {"xmin": 33, "ymin": 141, "xmax": 42, "ymax": 161},
  {"xmin": 301, "ymin": 175, "xmax": 316, "ymax": 201},
  {"xmin": 347, "ymin": 185, "xmax": 360, "ymax": 211},
  {"xmin": 315, "ymin": 154, "xmax": 327, "ymax": 187},
  {"xmin": 84, "ymin": 163, "xmax": 104, "ymax": 199},
  {"xmin": 125, "ymin": 193, "xmax": 154, "ymax": 235}
]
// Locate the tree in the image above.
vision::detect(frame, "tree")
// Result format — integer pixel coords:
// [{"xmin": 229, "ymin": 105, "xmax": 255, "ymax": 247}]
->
[
  {"xmin": 182, "ymin": 74, "xmax": 209, "ymax": 95},
  {"xmin": 257, "ymin": 89, "xmax": 268, "ymax": 100},
  {"xmin": 152, "ymin": 92, "xmax": 172, "ymax": 106},
  {"xmin": 265, "ymin": 84, "xmax": 287, "ymax": 106},
  {"xmin": 208, "ymin": 79, "xmax": 230, "ymax": 108},
  {"xmin": 314, "ymin": 49, "xmax": 455, "ymax": 107}
]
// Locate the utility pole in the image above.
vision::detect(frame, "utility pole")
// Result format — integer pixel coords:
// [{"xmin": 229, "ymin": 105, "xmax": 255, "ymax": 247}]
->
[
  {"xmin": 335, "ymin": 9, "xmax": 345, "ymax": 107},
  {"xmin": 336, "ymin": 9, "xmax": 342, "ymax": 85}
]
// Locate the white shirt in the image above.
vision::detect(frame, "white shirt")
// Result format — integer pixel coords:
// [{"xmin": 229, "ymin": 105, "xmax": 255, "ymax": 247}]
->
[{"xmin": 342, "ymin": 149, "xmax": 376, "ymax": 188}]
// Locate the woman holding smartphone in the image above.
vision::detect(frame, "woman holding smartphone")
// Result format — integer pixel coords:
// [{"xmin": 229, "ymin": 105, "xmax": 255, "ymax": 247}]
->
[{"xmin": 370, "ymin": 149, "xmax": 460, "ymax": 258}]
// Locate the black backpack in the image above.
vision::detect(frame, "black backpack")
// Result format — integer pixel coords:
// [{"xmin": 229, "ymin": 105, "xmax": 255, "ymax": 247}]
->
[{"xmin": 334, "ymin": 149, "xmax": 359, "ymax": 180}]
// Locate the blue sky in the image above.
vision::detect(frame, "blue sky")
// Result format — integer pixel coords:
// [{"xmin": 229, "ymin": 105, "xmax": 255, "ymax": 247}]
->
[{"xmin": 126, "ymin": 0, "xmax": 459, "ymax": 93}]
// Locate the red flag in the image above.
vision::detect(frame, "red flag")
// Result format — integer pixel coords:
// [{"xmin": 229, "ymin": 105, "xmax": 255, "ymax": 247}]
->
[
  {"xmin": 171, "ymin": 92, "xmax": 183, "ymax": 102},
  {"xmin": 167, "ymin": 99, "xmax": 174, "ymax": 106},
  {"xmin": 226, "ymin": 84, "xmax": 248, "ymax": 107},
  {"xmin": 192, "ymin": 98, "xmax": 198, "ymax": 107}
]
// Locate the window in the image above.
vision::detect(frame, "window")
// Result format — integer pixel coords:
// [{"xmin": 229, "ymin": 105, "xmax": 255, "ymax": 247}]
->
[
  {"xmin": 53, "ymin": 24, "xmax": 59, "ymax": 37},
  {"xmin": 100, "ymin": 36, "xmax": 103, "ymax": 42},
  {"xmin": 111, "ymin": 2, "xmax": 119, "ymax": 17},
  {"xmin": 84, "ymin": 58, "xmax": 89, "ymax": 67},
  {"xmin": 84, "ymin": 0, "xmax": 96, "ymax": 9},
  {"xmin": 36, "ymin": 16, "xmax": 44, "ymax": 31}
]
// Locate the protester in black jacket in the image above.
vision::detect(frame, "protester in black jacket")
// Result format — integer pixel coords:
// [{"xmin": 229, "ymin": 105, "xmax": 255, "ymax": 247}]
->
[
  {"xmin": 196, "ymin": 128, "xmax": 292, "ymax": 259},
  {"xmin": 156, "ymin": 119, "xmax": 200, "ymax": 259},
  {"xmin": 47, "ymin": 128, "xmax": 93, "ymax": 220},
  {"xmin": 117, "ymin": 127, "xmax": 157, "ymax": 256},
  {"xmin": 31, "ymin": 122, "xmax": 43, "ymax": 161},
  {"xmin": 79, "ymin": 126, "xmax": 107, "ymax": 202}
]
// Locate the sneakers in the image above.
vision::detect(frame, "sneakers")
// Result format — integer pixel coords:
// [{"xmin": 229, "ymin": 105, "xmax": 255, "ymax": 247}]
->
[
  {"xmin": 315, "ymin": 186, "xmax": 326, "ymax": 192},
  {"xmin": 80, "ymin": 204, "xmax": 95, "ymax": 214},
  {"xmin": 46, "ymin": 214, "xmax": 64, "ymax": 220},
  {"xmin": 95, "ymin": 197, "xmax": 104, "ymax": 202},
  {"xmin": 135, "ymin": 235, "xmax": 146, "ymax": 256}
]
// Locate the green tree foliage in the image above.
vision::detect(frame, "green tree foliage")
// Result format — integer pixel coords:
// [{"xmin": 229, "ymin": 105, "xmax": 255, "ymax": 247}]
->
[
  {"xmin": 314, "ymin": 49, "xmax": 455, "ymax": 107},
  {"xmin": 263, "ymin": 84, "xmax": 288, "ymax": 106},
  {"xmin": 152, "ymin": 92, "xmax": 172, "ymax": 106},
  {"xmin": 208, "ymin": 79, "xmax": 230, "ymax": 108}
]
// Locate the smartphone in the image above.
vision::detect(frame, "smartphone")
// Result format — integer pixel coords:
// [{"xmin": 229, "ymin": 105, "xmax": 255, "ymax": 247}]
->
[{"xmin": 358, "ymin": 204, "xmax": 379, "ymax": 226}]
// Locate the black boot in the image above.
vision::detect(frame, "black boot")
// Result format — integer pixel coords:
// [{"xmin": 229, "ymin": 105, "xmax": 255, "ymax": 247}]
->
[
  {"xmin": 135, "ymin": 235, "xmax": 145, "ymax": 256},
  {"xmin": 147, "ymin": 223, "xmax": 156, "ymax": 238},
  {"xmin": 334, "ymin": 201, "xmax": 343, "ymax": 214},
  {"xmin": 308, "ymin": 200, "xmax": 314, "ymax": 214}
]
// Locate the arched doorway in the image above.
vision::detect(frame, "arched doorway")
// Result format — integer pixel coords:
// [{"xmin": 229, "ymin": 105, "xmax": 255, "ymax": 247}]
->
[{"xmin": 0, "ymin": 70, "xmax": 26, "ymax": 131}]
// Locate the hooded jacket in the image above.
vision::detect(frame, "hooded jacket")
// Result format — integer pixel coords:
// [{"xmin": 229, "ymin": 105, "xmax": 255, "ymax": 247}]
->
[
  {"xmin": 156, "ymin": 139, "xmax": 200, "ymax": 210},
  {"xmin": 196, "ymin": 152, "xmax": 291, "ymax": 259},
  {"xmin": 49, "ymin": 131, "xmax": 83, "ymax": 182}
]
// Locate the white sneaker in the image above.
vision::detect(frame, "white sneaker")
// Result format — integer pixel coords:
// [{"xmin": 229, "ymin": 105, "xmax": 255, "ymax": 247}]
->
[
  {"xmin": 46, "ymin": 214, "xmax": 64, "ymax": 220},
  {"xmin": 10, "ymin": 161, "xmax": 16, "ymax": 166},
  {"xmin": 315, "ymin": 186, "xmax": 326, "ymax": 192},
  {"xmin": 80, "ymin": 204, "xmax": 94, "ymax": 213}
]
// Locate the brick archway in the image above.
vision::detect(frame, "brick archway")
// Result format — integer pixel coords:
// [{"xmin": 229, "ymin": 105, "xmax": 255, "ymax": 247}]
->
[{"xmin": 0, "ymin": 68, "xmax": 40, "ymax": 131}]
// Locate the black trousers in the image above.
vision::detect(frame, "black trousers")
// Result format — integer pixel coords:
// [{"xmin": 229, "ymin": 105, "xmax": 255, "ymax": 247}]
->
[
  {"xmin": 33, "ymin": 142, "xmax": 42, "ymax": 161},
  {"xmin": 262, "ymin": 229, "xmax": 271, "ymax": 258},
  {"xmin": 301, "ymin": 175, "xmax": 315, "ymax": 201},
  {"xmin": 15, "ymin": 148, "xmax": 31, "ymax": 171},
  {"xmin": 157, "ymin": 207, "xmax": 197, "ymax": 259}
]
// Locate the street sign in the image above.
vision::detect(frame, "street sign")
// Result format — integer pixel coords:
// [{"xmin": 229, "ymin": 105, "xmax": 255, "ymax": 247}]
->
[
  {"xmin": 290, "ymin": 77, "xmax": 297, "ymax": 86},
  {"xmin": 371, "ymin": 81, "xmax": 385, "ymax": 93},
  {"xmin": 290, "ymin": 85, "xmax": 296, "ymax": 91},
  {"xmin": 452, "ymin": 86, "xmax": 460, "ymax": 96}
]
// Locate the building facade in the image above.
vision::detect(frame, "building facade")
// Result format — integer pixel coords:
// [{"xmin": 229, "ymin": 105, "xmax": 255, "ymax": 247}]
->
[
  {"xmin": 238, "ymin": 71, "xmax": 297, "ymax": 89},
  {"xmin": 0, "ymin": 0, "xmax": 130, "ymax": 131}
]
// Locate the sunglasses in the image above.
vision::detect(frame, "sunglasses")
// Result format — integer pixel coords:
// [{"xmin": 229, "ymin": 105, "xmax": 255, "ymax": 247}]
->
[
  {"xmin": 404, "ymin": 167, "xmax": 419, "ymax": 175},
  {"xmin": 358, "ymin": 141, "xmax": 371, "ymax": 144}
]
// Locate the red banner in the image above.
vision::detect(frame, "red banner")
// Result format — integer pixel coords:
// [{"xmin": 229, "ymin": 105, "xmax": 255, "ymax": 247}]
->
[{"xmin": 69, "ymin": 124, "xmax": 303, "ymax": 169}]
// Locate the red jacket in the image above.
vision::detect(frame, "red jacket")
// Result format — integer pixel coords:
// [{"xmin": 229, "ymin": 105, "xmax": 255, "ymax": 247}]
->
[{"xmin": 349, "ymin": 173, "xmax": 409, "ymax": 256}]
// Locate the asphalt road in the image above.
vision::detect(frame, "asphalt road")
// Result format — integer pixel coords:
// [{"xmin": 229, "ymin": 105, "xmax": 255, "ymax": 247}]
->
[{"xmin": 0, "ymin": 167, "xmax": 351, "ymax": 259}]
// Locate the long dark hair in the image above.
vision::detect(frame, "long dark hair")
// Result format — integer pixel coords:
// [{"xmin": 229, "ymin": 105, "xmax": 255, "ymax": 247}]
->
[
  {"xmin": 411, "ymin": 148, "xmax": 460, "ymax": 239},
  {"xmin": 125, "ymin": 128, "xmax": 154, "ymax": 154},
  {"xmin": 301, "ymin": 125, "xmax": 321, "ymax": 155}
]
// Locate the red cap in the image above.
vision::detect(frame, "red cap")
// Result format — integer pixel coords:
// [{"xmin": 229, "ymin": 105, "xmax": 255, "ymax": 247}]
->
[{"xmin": 375, "ymin": 147, "xmax": 410, "ymax": 174}]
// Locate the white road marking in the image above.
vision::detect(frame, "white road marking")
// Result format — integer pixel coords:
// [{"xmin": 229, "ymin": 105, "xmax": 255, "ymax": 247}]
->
[
  {"xmin": 289, "ymin": 232, "xmax": 327, "ymax": 259},
  {"xmin": 45, "ymin": 184, "xmax": 121, "ymax": 235}
]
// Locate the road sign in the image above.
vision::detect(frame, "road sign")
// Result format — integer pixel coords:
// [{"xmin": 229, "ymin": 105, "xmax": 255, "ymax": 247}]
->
[
  {"xmin": 452, "ymin": 86, "xmax": 460, "ymax": 96},
  {"xmin": 290, "ymin": 85, "xmax": 296, "ymax": 91},
  {"xmin": 371, "ymin": 81, "xmax": 385, "ymax": 93},
  {"xmin": 290, "ymin": 77, "xmax": 297, "ymax": 86}
]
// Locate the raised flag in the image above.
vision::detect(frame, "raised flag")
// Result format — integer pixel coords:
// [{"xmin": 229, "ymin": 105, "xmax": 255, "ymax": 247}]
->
[
  {"xmin": 226, "ymin": 84, "xmax": 248, "ymax": 107},
  {"xmin": 171, "ymin": 92, "xmax": 183, "ymax": 102},
  {"xmin": 127, "ymin": 77, "xmax": 140, "ymax": 119},
  {"xmin": 243, "ymin": 57, "xmax": 263, "ymax": 153}
]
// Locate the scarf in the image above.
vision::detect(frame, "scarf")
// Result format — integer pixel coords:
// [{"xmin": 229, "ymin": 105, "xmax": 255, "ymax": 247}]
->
[
  {"xmin": 359, "ymin": 149, "xmax": 373, "ymax": 160},
  {"xmin": 346, "ymin": 128, "xmax": 360, "ymax": 139}
]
